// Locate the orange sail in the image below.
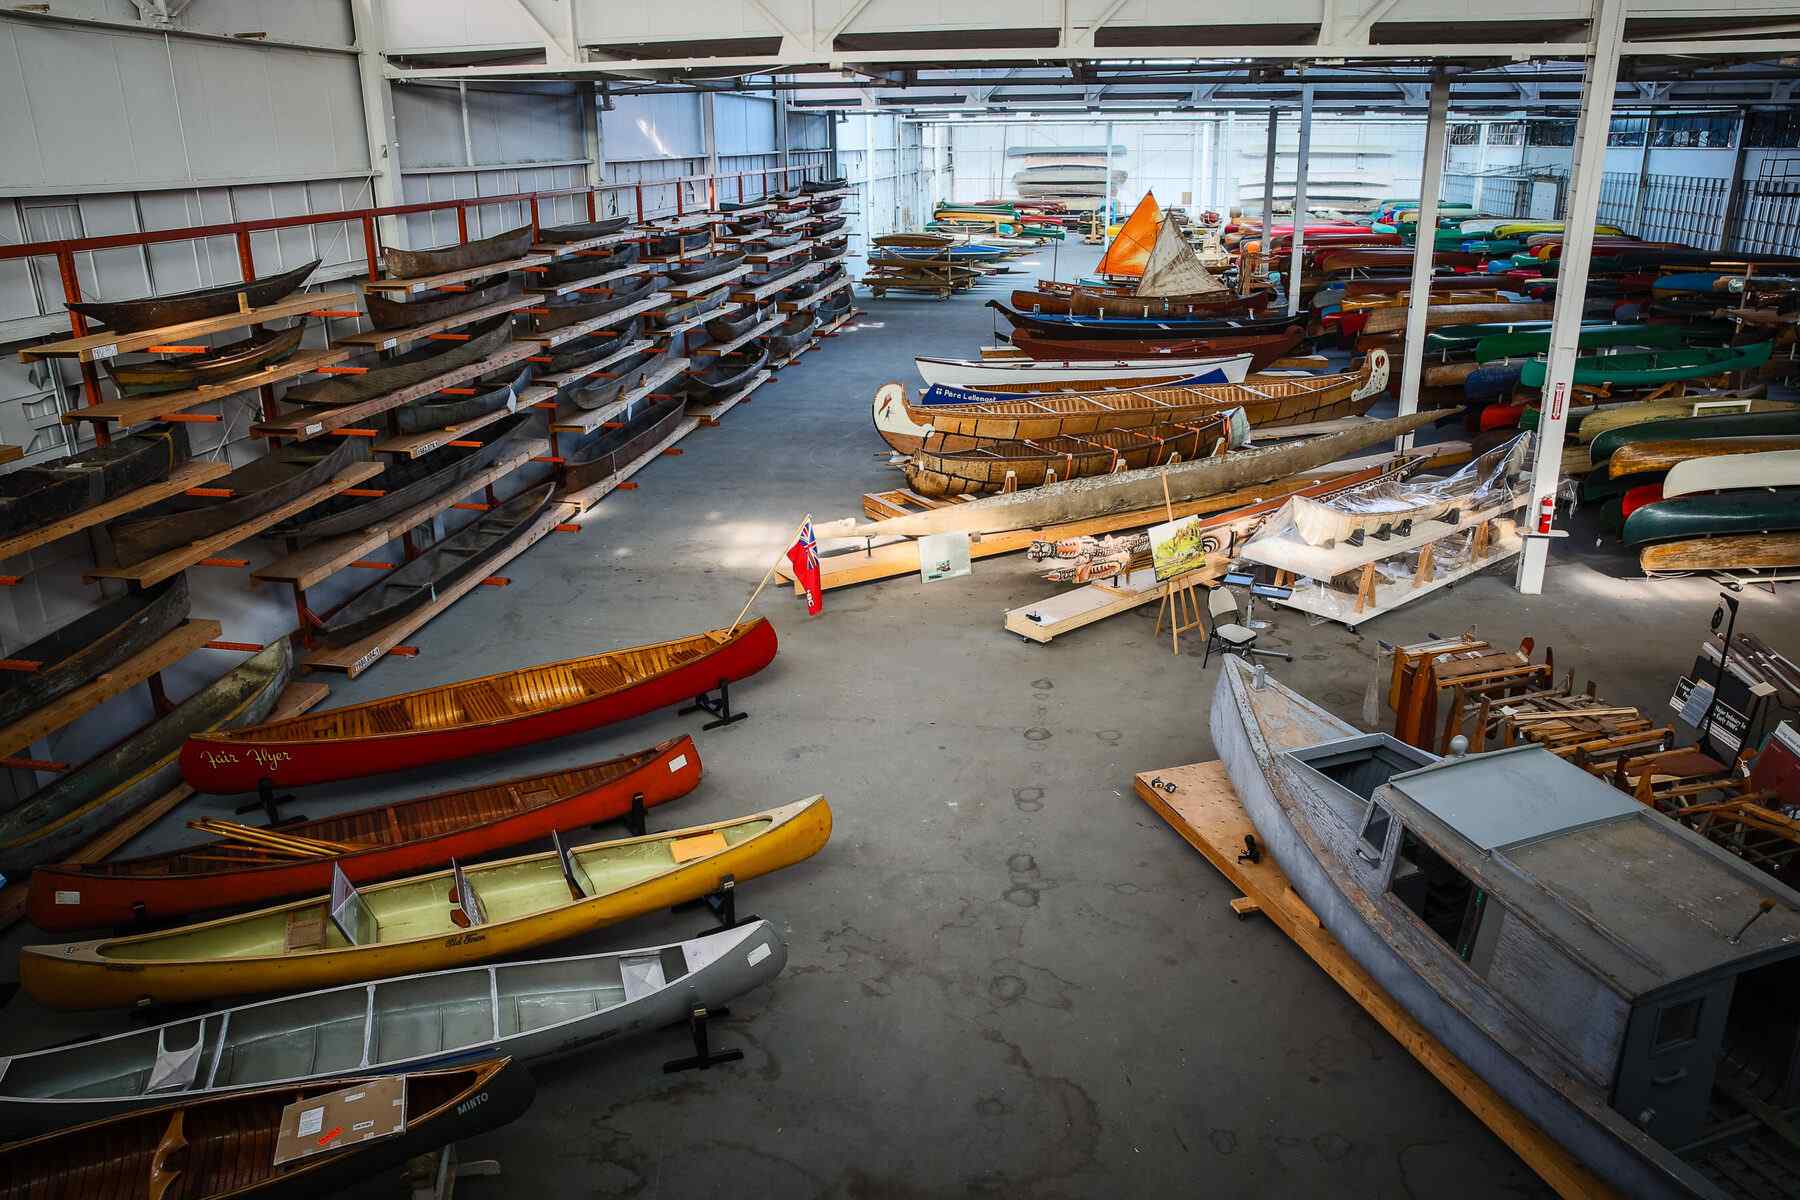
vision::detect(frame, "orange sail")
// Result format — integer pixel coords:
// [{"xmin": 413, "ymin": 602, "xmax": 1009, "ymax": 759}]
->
[{"xmin": 1095, "ymin": 193, "xmax": 1160, "ymax": 278}]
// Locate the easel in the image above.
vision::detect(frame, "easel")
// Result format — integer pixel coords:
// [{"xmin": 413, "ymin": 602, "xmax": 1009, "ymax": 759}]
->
[
  {"xmin": 408, "ymin": 1145, "xmax": 501, "ymax": 1199},
  {"xmin": 1155, "ymin": 573, "xmax": 1207, "ymax": 656}
]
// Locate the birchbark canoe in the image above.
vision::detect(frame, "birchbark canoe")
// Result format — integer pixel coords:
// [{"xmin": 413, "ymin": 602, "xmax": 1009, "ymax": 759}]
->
[
  {"xmin": 1641, "ymin": 532, "xmax": 1800, "ymax": 574},
  {"xmin": 1622, "ymin": 488, "xmax": 1800, "ymax": 547},
  {"xmin": 108, "ymin": 437, "xmax": 364, "ymax": 566},
  {"xmin": 561, "ymin": 396, "xmax": 688, "ymax": 493},
  {"xmin": 363, "ymin": 272, "xmax": 521, "ymax": 330},
  {"xmin": 65, "ymin": 259, "xmax": 319, "ymax": 333},
  {"xmin": 1590, "ymin": 409, "xmax": 1800, "ymax": 464},
  {"xmin": 538, "ymin": 216, "xmax": 631, "ymax": 241},
  {"xmin": 27, "ymin": 735, "xmax": 701, "ymax": 933},
  {"xmin": 565, "ymin": 345, "xmax": 677, "ymax": 410},
  {"xmin": 1664, "ymin": 448, "xmax": 1800, "ymax": 499},
  {"xmin": 913, "ymin": 352, "xmax": 1251, "ymax": 392},
  {"xmin": 180, "ymin": 619, "xmax": 779, "ymax": 791},
  {"xmin": 1606, "ymin": 435, "xmax": 1800, "ymax": 479},
  {"xmin": 0, "ymin": 642, "xmax": 292, "ymax": 875},
  {"xmin": 905, "ymin": 410, "xmax": 1246, "ymax": 497},
  {"xmin": 281, "ymin": 315, "xmax": 515, "ymax": 407},
  {"xmin": 0, "ymin": 1058, "xmax": 534, "ymax": 1197},
  {"xmin": 0, "ymin": 574, "xmax": 189, "ymax": 729},
  {"xmin": 19, "ymin": 796, "xmax": 830, "ymax": 1009},
  {"xmin": 393, "ymin": 361, "xmax": 537, "ymax": 434},
  {"xmin": 1007, "ymin": 327, "xmax": 1306, "ymax": 370},
  {"xmin": 383, "ymin": 226, "xmax": 532, "ymax": 280},
  {"xmin": 0, "ymin": 424, "xmax": 189, "ymax": 539},
  {"xmin": 105, "ymin": 324, "xmax": 305, "ymax": 393}
]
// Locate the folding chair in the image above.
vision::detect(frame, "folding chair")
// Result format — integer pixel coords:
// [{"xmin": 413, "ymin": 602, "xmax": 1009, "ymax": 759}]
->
[{"xmin": 1202, "ymin": 588, "xmax": 1293, "ymax": 668}]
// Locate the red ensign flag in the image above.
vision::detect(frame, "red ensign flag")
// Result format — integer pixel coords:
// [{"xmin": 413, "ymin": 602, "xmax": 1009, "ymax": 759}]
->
[{"xmin": 786, "ymin": 518, "xmax": 822, "ymax": 615}]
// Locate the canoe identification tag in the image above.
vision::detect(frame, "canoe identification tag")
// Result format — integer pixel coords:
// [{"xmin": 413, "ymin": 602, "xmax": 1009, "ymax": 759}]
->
[
  {"xmin": 54, "ymin": 890, "xmax": 80, "ymax": 905},
  {"xmin": 668, "ymin": 754, "xmax": 688, "ymax": 772},
  {"xmin": 748, "ymin": 943, "xmax": 771, "ymax": 966},
  {"xmin": 90, "ymin": 343, "xmax": 117, "ymax": 361}
]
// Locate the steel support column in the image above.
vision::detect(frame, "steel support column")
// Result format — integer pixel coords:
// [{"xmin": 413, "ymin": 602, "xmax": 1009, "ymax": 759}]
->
[
  {"xmin": 349, "ymin": 0, "xmax": 407, "ymax": 250},
  {"xmin": 1395, "ymin": 72, "xmax": 1450, "ymax": 449},
  {"xmin": 1257, "ymin": 109, "xmax": 1278, "ymax": 287},
  {"xmin": 1517, "ymin": 0, "xmax": 1627, "ymax": 594},
  {"xmin": 1104, "ymin": 120, "xmax": 1117, "ymax": 232},
  {"xmin": 1287, "ymin": 85, "xmax": 1313, "ymax": 317}
]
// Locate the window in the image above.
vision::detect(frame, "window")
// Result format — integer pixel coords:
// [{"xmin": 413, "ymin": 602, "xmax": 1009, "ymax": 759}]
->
[
  {"xmin": 1654, "ymin": 999, "xmax": 1703, "ymax": 1050},
  {"xmin": 1608, "ymin": 118, "xmax": 1648, "ymax": 147},
  {"xmin": 1745, "ymin": 111, "xmax": 1800, "ymax": 149},
  {"xmin": 1652, "ymin": 115, "xmax": 1736, "ymax": 149},
  {"xmin": 1359, "ymin": 803, "xmax": 1392, "ymax": 856},
  {"xmin": 1487, "ymin": 122, "xmax": 1524, "ymax": 147},
  {"xmin": 1527, "ymin": 120, "xmax": 1577, "ymax": 148},
  {"xmin": 1448, "ymin": 124, "xmax": 1480, "ymax": 147},
  {"xmin": 1390, "ymin": 829, "xmax": 1487, "ymax": 962}
]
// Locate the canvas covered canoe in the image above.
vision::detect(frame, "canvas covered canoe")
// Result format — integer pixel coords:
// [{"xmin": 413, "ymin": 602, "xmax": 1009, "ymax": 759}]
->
[
  {"xmin": 562, "ymin": 396, "xmax": 688, "ymax": 494},
  {"xmin": 1473, "ymin": 323, "xmax": 1695, "ymax": 363},
  {"xmin": 181, "ymin": 618, "xmax": 778, "ymax": 791},
  {"xmin": 27, "ymin": 735, "xmax": 703, "ymax": 932},
  {"xmin": 0, "ymin": 575, "xmax": 189, "ymax": 729},
  {"xmin": 0, "ymin": 920, "xmax": 777, "ymax": 1134},
  {"xmin": 538, "ymin": 216, "xmax": 631, "ymax": 242},
  {"xmin": 363, "ymin": 272, "xmax": 522, "ymax": 330},
  {"xmin": 383, "ymin": 226, "xmax": 532, "ymax": 280},
  {"xmin": 1622, "ymin": 488, "xmax": 1800, "ymax": 547},
  {"xmin": 1521, "ymin": 341, "xmax": 1774, "ymax": 389},
  {"xmin": 1605, "ymin": 434, "xmax": 1800, "ymax": 480},
  {"xmin": 20, "ymin": 795, "xmax": 830, "ymax": 1009},
  {"xmin": 0, "ymin": 423, "xmax": 189, "ymax": 539},
  {"xmin": 281, "ymin": 314, "xmax": 515, "ymax": 408},
  {"xmin": 311, "ymin": 482, "xmax": 556, "ymax": 649},
  {"xmin": 0, "ymin": 1058, "xmax": 533, "ymax": 1198},
  {"xmin": 393, "ymin": 361, "xmax": 538, "ymax": 434},
  {"xmin": 688, "ymin": 346, "xmax": 770, "ymax": 394},
  {"xmin": 65, "ymin": 258, "xmax": 319, "ymax": 333},
  {"xmin": 1590, "ymin": 409, "xmax": 1800, "ymax": 464},
  {"xmin": 104, "ymin": 324, "xmax": 306, "ymax": 394},
  {"xmin": 565, "ymin": 344, "xmax": 677, "ymax": 410},
  {"xmin": 0, "ymin": 641, "xmax": 291, "ymax": 875},
  {"xmin": 531, "ymin": 275, "xmax": 663, "ymax": 332},
  {"xmin": 108, "ymin": 436, "xmax": 364, "ymax": 566}
]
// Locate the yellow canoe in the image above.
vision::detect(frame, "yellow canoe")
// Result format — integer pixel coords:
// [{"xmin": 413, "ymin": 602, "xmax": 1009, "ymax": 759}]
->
[
  {"xmin": 1489, "ymin": 221, "xmax": 1625, "ymax": 239},
  {"xmin": 21, "ymin": 796, "xmax": 832, "ymax": 1010}
]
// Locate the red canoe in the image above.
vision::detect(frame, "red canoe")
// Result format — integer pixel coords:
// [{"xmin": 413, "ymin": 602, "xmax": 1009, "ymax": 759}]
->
[
  {"xmin": 181, "ymin": 618, "xmax": 778, "ymax": 792},
  {"xmin": 29, "ymin": 736, "xmax": 702, "ymax": 931}
]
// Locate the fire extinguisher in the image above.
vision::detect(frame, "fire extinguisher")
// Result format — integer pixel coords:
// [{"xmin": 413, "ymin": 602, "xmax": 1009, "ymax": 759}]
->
[{"xmin": 1537, "ymin": 494, "xmax": 1555, "ymax": 534}]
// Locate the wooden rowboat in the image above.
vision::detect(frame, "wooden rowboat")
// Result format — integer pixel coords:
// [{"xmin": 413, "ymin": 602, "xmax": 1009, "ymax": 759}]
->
[
  {"xmin": 281, "ymin": 314, "xmax": 515, "ymax": 408},
  {"xmin": 180, "ymin": 619, "xmax": 778, "ymax": 792},
  {"xmin": 0, "ymin": 424, "xmax": 188, "ymax": 539},
  {"xmin": 19, "ymin": 796, "xmax": 831, "ymax": 1009},
  {"xmin": 0, "ymin": 1058, "xmax": 534, "ymax": 1198},
  {"xmin": 363, "ymin": 272, "xmax": 521, "ymax": 330},
  {"xmin": 1664, "ymin": 447, "xmax": 1800, "ymax": 499},
  {"xmin": 105, "ymin": 325, "xmax": 306, "ymax": 394},
  {"xmin": 1606, "ymin": 434, "xmax": 1800, "ymax": 479},
  {"xmin": 874, "ymin": 352, "xmax": 1389, "ymax": 454},
  {"xmin": 0, "ymin": 642, "xmax": 292, "ymax": 876},
  {"xmin": 0, "ymin": 920, "xmax": 777, "ymax": 1134},
  {"xmin": 66, "ymin": 258, "xmax": 319, "ymax": 333},
  {"xmin": 0, "ymin": 575, "xmax": 189, "ymax": 729},
  {"xmin": 1641, "ymin": 532, "xmax": 1800, "ymax": 574},
  {"xmin": 27, "ymin": 735, "xmax": 702, "ymax": 932},
  {"xmin": 905, "ymin": 413, "xmax": 1245, "ymax": 497},
  {"xmin": 383, "ymin": 226, "xmax": 532, "ymax": 279}
]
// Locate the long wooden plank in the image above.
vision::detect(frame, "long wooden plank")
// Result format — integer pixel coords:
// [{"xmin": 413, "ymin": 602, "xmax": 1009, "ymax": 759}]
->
[
  {"xmin": 253, "ymin": 438, "xmax": 547, "ymax": 589},
  {"xmin": 18, "ymin": 290, "xmax": 357, "ymax": 363},
  {"xmin": 778, "ymin": 275, "xmax": 851, "ymax": 314},
  {"xmin": 60, "ymin": 348, "xmax": 353, "ymax": 428},
  {"xmin": 86, "ymin": 461, "xmax": 386, "ymax": 587},
  {"xmin": 361, "ymin": 254, "xmax": 551, "ymax": 295},
  {"xmin": 550, "ymin": 357, "xmax": 689, "ymax": 434},
  {"xmin": 1132, "ymin": 760, "xmax": 1616, "ymax": 1200},
  {"xmin": 0, "ymin": 619, "xmax": 222, "ymax": 759},
  {"xmin": 302, "ymin": 500, "xmax": 575, "ymax": 678},
  {"xmin": 534, "ymin": 338, "xmax": 655, "ymax": 395},
  {"xmin": 0, "ymin": 460, "xmax": 232, "ymax": 562},
  {"xmin": 689, "ymin": 369, "xmax": 769, "ymax": 425},
  {"xmin": 730, "ymin": 262, "xmax": 821, "ymax": 304},
  {"xmin": 1005, "ymin": 570, "xmax": 1166, "ymax": 643},
  {"xmin": 337, "ymin": 292, "xmax": 536, "ymax": 350},
  {"xmin": 372, "ymin": 393, "xmax": 540, "ymax": 460},
  {"xmin": 648, "ymin": 303, "xmax": 737, "ymax": 341},
  {"xmin": 665, "ymin": 265, "xmax": 750, "ymax": 299},
  {"xmin": 560, "ymin": 417, "xmax": 699, "ymax": 513},
  {"xmin": 520, "ymin": 293, "xmax": 670, "ymax": 347},
  {"xmin": 250, "ymin": 340, "xmax": 540, "ymax": 439},
  {"xmin": 526, "ymin": 263, "xmax": 650, "ymax": 298},
  {"xmin": 742, "ymin": 240, "xmax": 813, "ymax": 264}
]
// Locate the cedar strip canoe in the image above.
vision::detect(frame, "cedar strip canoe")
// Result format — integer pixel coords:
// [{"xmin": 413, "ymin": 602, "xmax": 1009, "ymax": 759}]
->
[
  {"xmin": 19, "ymin": 795, "xmax": 830, "ymax": 1009},
  {"xmin": 180, "ymin": 618, "xmax": 778, "ymax": 791},
  {"xmin": 0, "ymin": 1058, "xmax": 533, "ymax": 1199},
  {"xmin": 363, "ymin": 272, "xmax": 521, "ymax": 330},
  {"xmin": 66, "ymin": 258, "xmax": 319, "ymax": 334},
  {"xmin": 1640, "ymin": 531, "xmax": 1800, "ymax": 574},
  {"xmin": 1007, "ymin": 327, "xmax": 1306, "ymax": 370},
  {"xmin": 0, "ymin": 574, "xmax": 189, "ymax": 729},
  {"xmin": 561, "ymin": 396, "xmax": 688, "ymax": 493},
  {"xmin": 1606, "ymin": 434, "xmax": 1800, "ymax": 479},
  {"xmin": 383, "ymin": 226, "xmax": 532, "ymax": 280},
  {"xmin": 104, "ymin": 324, "xmax": 305, "ymax": 394},
  {"xmin": 393, "ymin": 361, "xmax": 536, "ymax": 434},
  {"xmin": 27, "ymin": 735, "xmax": 703, "ymax": 931},
  {"xmin": 0, "ymin": 424, "xmax": 189, "ymax": 539},
  {"xmin": 905, "ymin": 413, "xmax": 1242, "ymax": 497},
  {"xmin": 281, "ymin": 314, "xmax": 514, "ymax": 407}
]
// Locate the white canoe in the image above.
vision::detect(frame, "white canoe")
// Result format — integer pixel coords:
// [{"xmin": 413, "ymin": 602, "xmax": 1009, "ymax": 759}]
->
[
  {"xmin": 1663, "ymin": 447, "xmax": 1800, "ymax": 500},
  {"xmin": 915, "ymin": 352, "xmax": 1252, "ymax": 391}
]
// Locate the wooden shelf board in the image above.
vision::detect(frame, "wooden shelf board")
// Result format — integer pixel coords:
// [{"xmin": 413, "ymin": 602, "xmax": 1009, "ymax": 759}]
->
[
  {"xmin": 0, "ymin": 444, "xmax": 19, "ymax": 466},
  {"xmin": 0, "ymin": 460, "xmax": 233, "ymax": 563},
  {"xmin": 550, "ymin": 357, "xmax": 690, "ymax": 434},
  {"xmin": 0, "ymin": 618, "xmax": 223, "ymax": 759},
  {"xmin": 648, "ymin": 303, "xmax": 737, "ymax": 341},
  {"xmin": 363, "ymin": 254, "xmax": 551, "ymax": 295},
  {"xmin": 693, "ymin": 315, "xmax": 782, "ymax": 358},
  {"xmin": 86, "ymin": 461, "xmax": 386, "ymax": 587},
  {"xmin": 522, "ymin": 293, "xmax": 670, "ymax": 347},
  {"xmin": 372, "ymin": 397, "xmax": 532, "ymax": 460},
  {"xmin": 560, "ymin": 416, "xmax": 699, "ymax": 513},
  {"xmin": 20, "ymin": 290, "xmax": 357, "ymax": 364},
  {"xmin": 665, "ymin": 265, "xmax": 750, "ymax": 299},
  {"xmin": 688, "ymin": 368, "xmax": 770, "ymax": 424},
  {"xmin": 61, "ymin": 348, "xmax": 353, "ymax": 429},
  {"xmin": 771, "ymin": 213, "xmax": 813, "ymax": 230},
  {"xmin": 251, "ymin": 340, "xmax": 540, "ymax": 439},
  {"xmin": 730, "ymin": 262, "xmax": 822, "ymax": 304},
  {"xmin": 254, "ymin": 438, "xmax": 547, "ymax": 589},
  {"xmin": 714, "ymin": 203, "xmax": 773, "ymax": 218},
  {"xmin": 338, "ymin": 293, "xmax": 535, "ymax": 350},
  {"xmin": 777, "ymin": 276, "xmax": 851, "ymax": 314},
  {"xmin": 526, "ymin": 263, "xmax": 650, "ymax": 298},
  {"xmin": 1005, "ymin": 570, "xmax": 1165, "ymax": 644},
  {"xmin": 648, "ymin": 214, "xmax": 714, "ymax": 232},
  {"xmin": 743, "ymin": 241, "xmax": 813, "ymax": 264},
  {"xmin": 533, "ymin": 230, "xmax": 638, "ymax": 255},
  {"xmin": 535, "ymin": 338, "xmax": 656, "ymax": 394},
  {"xmin": 302, "ymin": 499, "xmax": 576, "ymax": 678},
  {"xmin": 1269, "ymin": 523, "xmax": 1525, "ymax": 630}
]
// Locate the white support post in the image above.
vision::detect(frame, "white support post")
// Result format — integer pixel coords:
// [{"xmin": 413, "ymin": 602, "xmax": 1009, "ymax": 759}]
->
[
  {"xmin": 581, "ymin": 84, "xmax": 605, "ymax": 203},
  {"xmin": 1395, "ymin": 72, "xmax": 1450, "ymax": 450},
  {"xmin": 1516, "ymin": 0, "xmax": 1627, "ymax": 595},
  {"xmin": 1188, "ymin": 124, "xmax": 1201, "ymax": 212},
  {"xmin": 1218, "ymin": 111, "xmax": 1234, "ymax": 212},
  {"xmin": 1104, "ymin": 120, "xmax": 1116, "ymax": 231},
  {"xmin": 349, "ymin": 0, "xmax": 407, "ymax": 250},
  {"xmin": 1628, "ymin": 116, "xmax": 1653, "ymax": 235},
  {"xmin": 701, "ymin": 92, "xmax": 721, "ymax": 200},
  {"xmin": 1258, "ymin": 109, "xmax": 1278, "ymax": 285},
  {"xmin": 1286, "ymin": 85, "xmax": 1313, "ymax": 317}
]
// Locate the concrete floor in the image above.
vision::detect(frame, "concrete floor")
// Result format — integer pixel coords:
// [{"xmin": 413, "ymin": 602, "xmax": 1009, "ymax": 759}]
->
[{"xmin": 3, "ymin": 241, "xmax": 1794, "ymax": 1198}]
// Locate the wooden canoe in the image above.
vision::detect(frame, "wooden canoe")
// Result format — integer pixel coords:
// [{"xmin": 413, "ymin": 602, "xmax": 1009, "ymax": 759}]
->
[
  {"xmin": 1664, "ymin": 447, "xmax": 1800, "ymax": 499},
  {"xmin": 65, "ymin": 258, "xmax": 319, "ymax": 334},
  {"xmin": 538, "ymin": 216, "xmax": 631, "ymax": 241},
  {"xmin": 0, "ymin": 424, "xmax": 189, "ymax": 539},
  {"xmin": 688, "ymin": 347, "xmax": 770, "ymax": 395},
  {"xmin": 1007, "ymin": 328, "xmax": 1306, "ymax": 370},
  {"xmin": 363, "ymin": 272, "xmax": 522, "ymax": 330},
  {"xmin": 281, "ymin": 315, "xmax": 515, "ymax": 408},
  {"xmin": 0, "ymin": 1058, "xmax": 534, "ymax": 1198},
  {"xmin": 0, "ymin": 574, "xmax": 189, "ymax": 729},
  {"xmin": 383, "ymin": 226, "xmax": 532, "ymax": 279},
  {"xmin": 561, "ymin": 395, "xmax": 688, "ymax": 493},
  {"xmin": 707, "ymin": 303, "xmax": 771, "ymax": 341},
  {"xmin": 105, "ymin": 324, "xmax": 305, "ymax": 394},
  {"xmin": 19, "ymin": 796, "xmax": 831, "ymax": 1009},
  {"xmin": 0, "ymin": 642, "xmax": 293, "ymax": 876},
  {"xmin": 180, "ymin": 619, "xmax": 778, "ymax": 792},
  {"xmin": 532, "ymin": 275, "xmax": 662, "ymax": 333},
  {"xmin": 1577, "ymin": 396, "xmax": 1797, "ymax": 444},
  {"xmin": 565, "ymin": 345, "xmax": 675, "ymax": 410},
  {"xmin": 1590, "ymin": 410, "xmax": 1800, "ymax": 465},
  {"xmin": 913, "ymin": 352, "xmax": 1250, "ymax": 392},
  {"xmin": 649, "ymin": 285, "xmax": 730, "ymax": 329},
  {"xmin": 1520, "ymin": 341, "xmax": 1774, "ymax": 389},
  {"xmin": 874, "ymin": 352, "xmax": 1389, "ymax": 453},
  {"xmin": 1361, "ymin": 302, "xmax": 1554, "ymax": 337},
  {"xmin": 986, "ymin": 301, "xmax": 1305, "ymax": 341},
  {"xmin": 1065, "ymin": 287, "xmax": 1271, "ymax": 319},
  {"xmin": 1606, "ymin": 435, "xmax": 1800, "ymax": 479},
  {"xmin": 27, "ymin": 735, "xmax": 703, "ymax": 931},
  {"xmin": 905, "ymin": 412, "xmax": 1244, "ymax": 498},
  {"xmin": 541, "ymin": 243, "xmax": 638, "ymax": 285},
  {"xmin": 1641, "ymin": 532, "xmax": 1800, "ymax": 574},
  {"xmin": 540, "ymin": 318, "xmax": 643, "ymax": 377}
]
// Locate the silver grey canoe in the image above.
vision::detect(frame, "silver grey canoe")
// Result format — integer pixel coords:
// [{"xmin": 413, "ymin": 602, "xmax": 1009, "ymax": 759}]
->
[{"xmin": 0, "ymin": 918, "xmax": 784, "ymax": 1136}]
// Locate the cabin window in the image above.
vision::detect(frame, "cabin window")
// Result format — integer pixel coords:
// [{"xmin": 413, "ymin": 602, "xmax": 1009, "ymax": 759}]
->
[
  {"xmin": 1358, "ymin": 803, "xmax": 1392, "ymax": 858},
  {"xmin": 1655, "ymin": 999, "xmax": 1703, "ymax": 1052},
  {"xmin": 1390, "ymin": 828, "xmax": 1486, "ymax": 963}
]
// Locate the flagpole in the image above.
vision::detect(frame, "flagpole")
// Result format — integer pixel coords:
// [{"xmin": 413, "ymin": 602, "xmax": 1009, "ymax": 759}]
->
[{"xmin": 730, "ymin": 515, "xmax": 813, "ymax": 635}]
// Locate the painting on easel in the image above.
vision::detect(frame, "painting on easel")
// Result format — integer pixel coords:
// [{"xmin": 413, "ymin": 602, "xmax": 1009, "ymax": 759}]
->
[{"xmin": 1149, "ymin": 515, "xmax": 1211, "ymax": 583}]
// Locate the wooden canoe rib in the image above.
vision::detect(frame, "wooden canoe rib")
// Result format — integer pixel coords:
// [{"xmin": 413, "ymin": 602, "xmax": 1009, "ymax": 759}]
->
[
  {"xmin": 281, "ymin": 314, "xmax": 515, "ymax": 408},
  {"xmin": 363, "ymin": 272, "xmax": 522, "ymax": 330},
  {"xmin": 1606, "ymin": 435, "xmax": 1800, "ymax": 479},
  {"xmin": 0, "ymin": 642, "xmax": 292, "ymax": 876},
  {"xmin": 382, "ymin": 226, "xmax": 532, "ymax": 279},
  {"xmin": 27, "ymin": 735, "xmax": 703, "ymax": 931},
  {"xmin": 905, "ymin": 414, "xmax": 1239, "ymax": 498},
  {"xmin": 65, "ymin": 258, "xmax": 319, "ymax": 333},
  {"xmin": 180, "ymin": 618, "xmax": 779, "ymax": 791},
  {"xmin": 0, "ymin": 424, "xmax": 189, "ymax": 540},
  {"xmin": 392, "ymin": 362, "xmax": 537, "ymax": 434},
  {"xmin": 105, "ymin": 324, "xmax": 306, "ymax": 394},
  {"xmin": 19, "ymin": 795, "xmax": 829, "ymax": 1009},
  {"xmin": 0, "ymin": 1058, "xmax": 534, "ymax": 1197},
  {"xmin": 560, "ymin": 397, "xmax": 688, "ymax": 494},
  {"xmin": 0, "ymin": 575, "xmax": 190, "ymax": 728},
  {"xmin": 1640, "ymin": 531, "xmax": 1800, "ymax": 574}
]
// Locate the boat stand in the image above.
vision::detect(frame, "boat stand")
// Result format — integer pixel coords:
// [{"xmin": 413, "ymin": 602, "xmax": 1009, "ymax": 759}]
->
[
  {"xmin": 618, "ymin": 790, "xmax": 650, "ymax": 837},
  {"xmin": 235, "ymin": 777, "xmax": 305, "ymax": 824},
  {"xmin": 679, "ymin": 677, "xmax": 749, "ymax": 730},
  {"xmin": 663, "ymin": 1004, "xmax": 745, "ymax": 1073},
  {"xmin": 673, "ymin": 873, "xmax": 757, "ymax": 933},
  {"xmin": 407, "ymin": 1143, "xmax": 501, "ymax": 1198}
]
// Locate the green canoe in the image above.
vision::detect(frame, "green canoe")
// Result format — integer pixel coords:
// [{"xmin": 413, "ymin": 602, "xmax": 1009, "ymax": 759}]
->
[
  {"xmin": 1622, "ymin": 488, "xmax": 1800, "ymax": 546},
  {"xmin": 1474, "ymin": 324, "xmax": 1697, "ymax": 363},
  {"xmin": 1590, "ymin": 408, "xmax": 1800, "ymax": 464},
  {"xmin": 1426, "ymin": 320, "xmax": 1610, "ymax": 353},
  {"xmin": 1520, "ymin": 341, "xmax": 1773, "ymax": 389}
]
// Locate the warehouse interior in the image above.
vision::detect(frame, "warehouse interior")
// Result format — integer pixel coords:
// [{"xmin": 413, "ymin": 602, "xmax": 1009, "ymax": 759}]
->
[{"xmin": 2, "ymin": 2, "xmax": 1800, "ymax": 1197}]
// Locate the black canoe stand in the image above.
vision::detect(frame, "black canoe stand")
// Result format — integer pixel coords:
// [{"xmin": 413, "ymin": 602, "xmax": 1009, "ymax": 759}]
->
[
  {"xmin": 679, "ymin": 676, "xmax": 749, "ymax": 730},
  {"xmin": 236, "ymin": 777, "xmax": 305, "ymax": 824},
  {"xmin": 663, "ymin": 1004, "xmax": 745, "ymax": 1073},
  {"xmin": 673, "ymin": 873, "xmax": 759, "ymax": 936}
]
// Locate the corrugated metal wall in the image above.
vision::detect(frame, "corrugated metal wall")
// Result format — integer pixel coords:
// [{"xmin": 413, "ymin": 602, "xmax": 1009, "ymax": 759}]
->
[{"xmin": 835, "ymin": 113, "xmax": 929, "ymax": 258}]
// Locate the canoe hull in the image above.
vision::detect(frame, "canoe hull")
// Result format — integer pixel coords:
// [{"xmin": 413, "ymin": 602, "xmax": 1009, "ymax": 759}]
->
[
  {"xmin": 105, "ymin": 324, "xmax": 305, "ymax": 393},
  {"xmin": 65, "ymin": 259, "xmax": 318, "ymax": 334},
  {"xmin": 1007, "ymin": 328, "xmax": 1306, "ymax": 370},
  {"xmin": 0, "ymin": 574, "xmax": 190, "ymax": 730},
  {"xmin": 1664, "ymin": 447, "xmax": 1800, "ymax": 499},
  {"xmin": 383, "ymin": 227, "xmax": 532, "ymax": 280},
  {"xmin": 1622, "ymin": 488, "xmax": 1800, "ymax": 547},
  {"xmin": 0, "ymin": 424, "xmax": 189, "ymax": 540},
  {"xmin": 364, "ymin": 273, "xmax": 521, "ymax": 330},
  {"xmin": 1641, "ymin": 532, "xmax": 1800, "ymax": 573},
  {"xmin": 914, "ymin": 352, "xmax": 1250, "ymax": 391},
  {"xmin": 561, "ymin": 396, "xmax": 688, "ymax": 494}
]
